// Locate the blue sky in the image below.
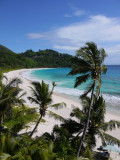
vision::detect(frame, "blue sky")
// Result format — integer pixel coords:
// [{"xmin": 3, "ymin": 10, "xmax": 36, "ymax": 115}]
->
[{"xmin": 0, "ymin": 0, "xmax": 120, "ymax": 64}]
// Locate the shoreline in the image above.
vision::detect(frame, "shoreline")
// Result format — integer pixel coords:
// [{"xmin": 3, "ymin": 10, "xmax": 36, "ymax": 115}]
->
[
  {"xmin": 4, "ymin": 68, "xmax": 82, "ymax": 134},
  {"xmin": 20, "ymin": 68, "xmax": 120, "ymax": 122},
  {"xmin": 4, "ymin": 68, "xmax": 120, "ymax": 122},
  {"xmin": 4, "ymin": 68, "xmax": 120, "ymax": 159},
  {"xmin": 20, "ymin": 68, "xmax": 82, "ymax": 107}
]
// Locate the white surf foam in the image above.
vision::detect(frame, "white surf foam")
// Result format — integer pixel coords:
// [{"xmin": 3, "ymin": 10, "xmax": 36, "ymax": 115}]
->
[{"xmin": 21, "ymin": 69, "xmax": 120, "ymax": 109}]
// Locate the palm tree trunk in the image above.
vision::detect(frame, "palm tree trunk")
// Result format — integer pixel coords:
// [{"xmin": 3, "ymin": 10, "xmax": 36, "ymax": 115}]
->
[
  {"xmin": 0, "ymin": 116, "xmax": 2, "ymax": 126},
  {"xmin": 30, "ymin": 114, "xmax": 43, "ymax": 137},
  {"xmin": 77, "ymin": 81, "xmax": 95, "ymax": 157},
  {"xmin": 0, "ymin": 114, "xmax": 3, "ymax": 135},
  {"xmin": 0, "ymin": 114, "xmax": 3, "ymax": 125},
  {"xmin": 6, "ymin": 105, "xmax": 12, "ymax": 120}
]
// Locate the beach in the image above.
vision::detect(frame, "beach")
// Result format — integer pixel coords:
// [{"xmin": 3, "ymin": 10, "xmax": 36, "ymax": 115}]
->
[{"xmin": 4, "ymin": 69, "xmax": 120, "ymax": 159}]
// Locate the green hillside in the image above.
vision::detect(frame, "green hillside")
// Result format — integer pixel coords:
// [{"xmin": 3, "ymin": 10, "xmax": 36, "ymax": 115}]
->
[
  {"xmin": 0, "ymin": 45, "xmax": 73, "ymax": 69},
  {"xmin": 0, "ymin": 44, "xmax": 14, "ymax": 53},
  {"xmin": 21, "ymin": 49, "xmax": 73, "ymax": 67},
  {"xmin": 0, "ymin": 45, "xmax": 37, "ymax": 69}
]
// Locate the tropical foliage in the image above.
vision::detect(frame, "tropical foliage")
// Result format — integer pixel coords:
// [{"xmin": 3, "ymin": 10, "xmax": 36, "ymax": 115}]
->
[
  {"xmin": 0, "ymin": 42, "xmax": 120, "ymax": 160},
  {"xmin": 0, "ymin": 45, "xmax": 73, "ymax": 69},
  {"xmin": 0, "ymin": 133, "xmax": 56, "ymax": 160},
  {"xmin": 28, "ymin": 80, "xmax": 66, "ymax": 137},
  {"xmin": 0, "ymin": 74, "xmax": 24, "ymax": 125},
  {"xmin": 69, "ymin": 42, "xmax": 107, "ymax": 156},
  {"xmin": 63, "ymin": 96, "xmax": 120, "ymax": 148},
  {"xmin": 43, "ymin": 95, "xmax": 120, "ymax": 159},
  {"xmin": 3, "ymin": 105, "xmax": 39, "ymax": 135}
]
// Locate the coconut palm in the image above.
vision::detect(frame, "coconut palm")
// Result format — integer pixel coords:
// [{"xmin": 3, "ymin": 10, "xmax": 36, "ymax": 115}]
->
[
  {"xmin": 61, "ymin": 96, "xmax": 120, "ymax": 151},
  {"xmin": 0, "ymin": 74, "xmax": 25, "ymax": 126},
  {"xmin": 4, "ymin": 105, "xmax": 39, "ymax": 136},
  {"xmin": 28, "ymin": 80, "xmax": 66, "ymax": 137},
  {"xmin": 0, "ymin": 133, "xmax": 57, "ymax": 160},
  {"xmin": 68, "ymin": 42, "xmax": 107, "ymax": 156},
  {"xmin": 42, "ymin": 124, "xmax": 75, "ymax": 159}
]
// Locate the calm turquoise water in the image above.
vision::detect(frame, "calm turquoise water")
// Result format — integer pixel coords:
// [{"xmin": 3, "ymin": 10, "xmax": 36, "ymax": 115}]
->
[{"xmin": 23, "ymin": 66, "xmax": 120, "ymax": 114}]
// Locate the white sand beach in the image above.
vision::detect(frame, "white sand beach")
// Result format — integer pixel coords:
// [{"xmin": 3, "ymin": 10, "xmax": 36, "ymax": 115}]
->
[
  {"xmin": 4, "ymin": 69, "xmax": 82, "ymax": 135},
  {"xmin": 4, "ymin": 69, "xmax": 120, "ymax": 159}
]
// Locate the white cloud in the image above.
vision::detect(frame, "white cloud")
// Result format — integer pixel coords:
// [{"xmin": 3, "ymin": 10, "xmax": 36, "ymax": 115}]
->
[
  {"xmin": 74, "ymin": 9, "xmax": 85, "ymax": 16},
  {"xmin": 53, "ymin": 45, "xmax": 79, "ymax": 51},
  {"xmin": 57, "ymin": 15, "xmax": 120, "ymax": 44},
  {"xmin": 27, "ymin": 15, "xmax": 120, "ymax": 58},
  {"xmin": 64, "ymin": 8, "xmax": 85, "ymax": 18},
  {"xmin": 27, "ymin": 33, "xmax": 45, "ymax": 39},
  {"xmin": 106, "ymin": 44, "xmax": 120, "ymax": 54}
]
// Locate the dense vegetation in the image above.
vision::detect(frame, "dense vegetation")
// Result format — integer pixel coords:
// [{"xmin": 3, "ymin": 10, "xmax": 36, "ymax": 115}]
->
[
  {"xmin": 21, "ymin": 49, "xmax": 73, "ymax": 67},
  {"xmin": 0, "ymin": 73, "xmax": 119, "ymax": 160},
  {"xmin": 0, "ymin": 45, "xmax": 73, "ymax": 69},
  {"xmin": 0, "ymin": 42, "xmax": 120, "ymax": 160}
]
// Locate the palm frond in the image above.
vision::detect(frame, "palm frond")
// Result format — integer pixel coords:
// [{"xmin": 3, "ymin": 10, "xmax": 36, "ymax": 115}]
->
[
  {"xmin": 102, "ymin": 65, "xmax": 107, "ymax": 74},
  {"xmin": 15, "ymin": 107, "xmax": 38, "ymax": 117},
  {"xmin": 61, "ymin": 119, "xmax": 83, "ymax": 135},
  {"xmin": 77, "ymin": 42, "xmax": 98, "ymax": 64},
  {"xmin": 101, "ymin": 120, "xmax": 120, "ymax": 132},
  {"xmin": 77, "ymin": 48, "xmax": 94, "ymax": 65},
  {"xmin": 80, "ymin": 82, "xmax": 94, "ymax": 98},
  {"xmin": 48, "ymin": 110, "xmax": 65, "ymax": 122},
  {"xmin": 74, "ymin": 74, "xmax": 90, "ymax": 88},
  {"xmin": 103, "ymin": 132, "xmax": 120, "ymax": 146},
  {"xmin": 27, "ymin": 96, "xmax": 40, "ymax": 105},
  {"xmin": 29, "ymin": 86, "xmax": 41, "ymax": 102},
  {"xmin": 50, "ymin": 81, "xmax": 56, "ymax": 96},
  {"xmin": 5, "ymin": 78, "xmax": 22, "ymax": 89},
  {"xmin": 0, "ymin": 97, "xmax": 10, "ymax": 104},
  {"xmin": 50, "ymin": 102, "xmax": 66, "ymax": 110},
  {"xmin": 70, "ymin": 107, "xmax": 84, "ymax": 120},
  {"xmin": 97, "ymin": 130, "xmax": 106, "ymax": 146},
  {"xmin": 68, "ymin": 57, "xmax": 91, "ymax": 76},
  {"xmin": 99, "ymin": 48, "xmax": 108, "ymax": 63},
  {"xmin": 18, "ymin": 92, "xmax": 26, "ymax": 98}
]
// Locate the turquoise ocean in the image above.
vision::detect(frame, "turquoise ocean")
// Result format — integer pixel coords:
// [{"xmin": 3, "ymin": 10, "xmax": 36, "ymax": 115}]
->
[
  {"xmin": 22, "ymin": 65, "xmax": 120, "ymax": 115},
  {"xmin": 22, "ymin": 65, "xmax": 120, "ymax": 153}
]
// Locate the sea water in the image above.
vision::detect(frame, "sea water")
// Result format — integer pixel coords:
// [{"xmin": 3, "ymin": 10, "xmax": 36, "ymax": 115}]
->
[
  {"xmin": 22, "ymin": 66, "xmax": 120, "ymax": 115},
  {"xmin": 22, "ymin": 66, "xmax": 120, "ymax": 153}
]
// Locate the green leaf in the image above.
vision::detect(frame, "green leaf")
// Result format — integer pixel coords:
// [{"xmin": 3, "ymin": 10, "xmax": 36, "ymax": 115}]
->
[
  {"xmin": 103, "ymin": 132, "xmax": 120, "ymax": 146},
  {"xmin": 0, "ymin": 153, "xmax": 12, "ymax": 160},
  {"xmin": 74, "ymin": 74, "xmax": 90, "ymax": 88},
  {"xmin": 101, "ymin": 120, "xmax": 120, "ymax": 131},
  {"xmin": 48, "ymin": 111, "xmax": 65, "ymax": 122},
  {"xmin": 70, "ymin": 107, "xmax": 84, "ymax": 120},
  {"xmin": 50, "ymin": 102, "xmax": 66, "ymax": 110}
]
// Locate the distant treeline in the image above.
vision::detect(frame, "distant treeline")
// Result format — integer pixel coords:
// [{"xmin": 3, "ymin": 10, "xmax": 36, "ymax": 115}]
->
[{"xmin": 0, "ymin": 44, "xmax": 73, "ymax": 69}]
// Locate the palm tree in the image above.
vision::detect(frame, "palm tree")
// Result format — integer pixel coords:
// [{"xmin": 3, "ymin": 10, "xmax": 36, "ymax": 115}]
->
[
  {"xmin": 3, "ymin": 105, "xmax": 39, "ymax": 136},
  {"xmin": 28, "ymin": 80, "xmax": 66, "ymax": 137},
  {"xmin": 61, "ymin": 96, "xmax": 120, "ymax": 151},
  {"xmin": 0, "ymin": 133, "xmax": 57, "ymax": 160},
  {"xmin": 68, "ymin": 42, "xmax": 107, "ymax": 157},
  {"xmin": 42, "ymin": 124, "xmax": 75, "ymax": 159},
  {"xmin": 0, "ymin": 74, "xmax": 24, "ymax": 126}
]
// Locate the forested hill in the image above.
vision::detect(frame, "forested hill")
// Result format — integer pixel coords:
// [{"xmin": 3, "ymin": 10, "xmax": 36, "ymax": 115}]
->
[
  {"xmin": 0, "ymin": 45, "xmax": 73, "ymax": 69},
  {"xmin": 0, "ymin": 45, "xmax": 37, "ymax": 69},
  {"xmin": 20, "ymin": 49, "xmax": 73, "ymax": 67},
  {"xmin": 0, "ymin": 44, "xmax": 14, "ymax": 53}
]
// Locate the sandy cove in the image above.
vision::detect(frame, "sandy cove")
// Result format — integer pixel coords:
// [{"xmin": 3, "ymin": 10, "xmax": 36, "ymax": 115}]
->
[
  {"xmin": 4, "ymin": 69, "xmax": 82, "ymax": 136},
  {"xmin": 4, "ymin": 69, "xmax": 120, "ymax": 159}
]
